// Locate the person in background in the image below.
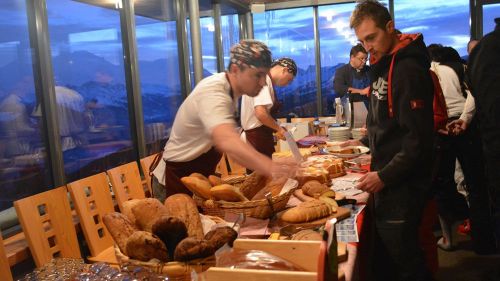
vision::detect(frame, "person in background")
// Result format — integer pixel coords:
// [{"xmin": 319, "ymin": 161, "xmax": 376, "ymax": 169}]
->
[
  {"xmin": 240, "ymin": 57, "xmax": 297, "ymax": 159},
  {"xmin": 346, "ymin": 1, "xmax": 435, "ymax": 280},
  {"xmin": 333, "ymin": 44, "xmax": 370, "ymax": 116},
  {"xmin": 428, "ymin": 45, "xmax": 496, "ymax": 254},
  {"xmin": 467, "ymin": 17, "xmax": 500, "ymax": 254},
  {"xmin": 152, "ymin": 40, "xmax": 291, "ymax": 202},
  {"xmin": 467, "ymin": 40, "xmax": 479, "ymax": 56}
]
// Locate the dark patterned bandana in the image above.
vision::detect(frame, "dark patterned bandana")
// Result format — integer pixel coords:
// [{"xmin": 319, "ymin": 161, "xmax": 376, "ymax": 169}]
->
[
  {"xmin": 272, "ymin": 57, "xmax": 298, "ymax": 76},
  {"xmin": 230, "ymin": 40, "xmax": 272, "ymax": 69}
]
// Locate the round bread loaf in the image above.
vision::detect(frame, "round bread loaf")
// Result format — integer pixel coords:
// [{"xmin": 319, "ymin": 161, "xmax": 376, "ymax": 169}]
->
[
  {"xmin": 204, "ymin": 226, "xmax": 238, "ymax": 248},
  {"xmin": 102, "ymin": 212, "xmax": 138, "ymax": 256},
  {"xmin": 174, "ymin": 237, "xmax": 215, "ymax": 261},
  {"xmin": 126, "ymin": 231, "xmax": 169, "ymax": 262}
]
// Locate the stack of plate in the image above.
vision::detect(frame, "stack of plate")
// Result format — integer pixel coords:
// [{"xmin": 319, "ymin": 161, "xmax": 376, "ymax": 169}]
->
[
  {"xmin": 327, "ymin": 127, "xmax": 351, "ymax": 142},
  {"xmin": 351, "ymin": 128, "xmax": 367, "ymax": 140}
]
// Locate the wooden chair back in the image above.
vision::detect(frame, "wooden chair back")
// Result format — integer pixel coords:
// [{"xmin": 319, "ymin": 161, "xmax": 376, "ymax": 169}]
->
[
  {"xmin": 67, "ymin": 173, "xmax": 115, "ymax": 258},
  {"xmin": 140, "ymin": 154, "xmax": 160, "ymax": 197},
  {"xmin": 107, "ymin": 162, "xmax": 145, "ymax": 212},
  {"xmin": 14, "ymin": 186, "xmax": 81, "ymax": 268},
  {"xmin": 0, "ymin": 231, "xmax": 13, "ymax": 281}
]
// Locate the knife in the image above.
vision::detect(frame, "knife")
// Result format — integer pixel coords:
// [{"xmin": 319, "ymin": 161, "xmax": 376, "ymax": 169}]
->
[{"xmin": 283, "ymin": 131, "xmax": 303, "ymax": 163}]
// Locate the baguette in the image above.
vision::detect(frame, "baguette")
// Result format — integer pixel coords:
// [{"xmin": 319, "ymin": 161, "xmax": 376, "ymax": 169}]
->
[
  {"xmin": 208, "ymin": 175, "xmax": 224, "ymax": 187},
  {"xmin": 280, "ymin": 200, "xmax": 332, "ymax": 223}
]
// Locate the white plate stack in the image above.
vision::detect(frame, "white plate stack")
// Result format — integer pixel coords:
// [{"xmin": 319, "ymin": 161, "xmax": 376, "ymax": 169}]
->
[
  {"xmin": 328, "ymin": 127, "xmax": 351, "ymax": 142},
  {"xmin": 351, "ymin": 128, "xmax": 367, "ymax": 140}
]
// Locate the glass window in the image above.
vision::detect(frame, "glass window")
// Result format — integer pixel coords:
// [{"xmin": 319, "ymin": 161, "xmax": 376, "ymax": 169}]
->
[
  {"xmin": 483, "ymin": 3, "xmax": 500, "ymax": 35},
  {"xmin": 0, "ymin": 0, "xmax": 52, "ymax": 211},
  {"xmin": 254, "ymin": 7, "xmax": 317, "ymax": 118},
  {"xmin": 394, "ymin": 0, "xmax": 470, "ymax": 56},
  {"xmin": 318, "ymin": 3, "xmax": 358, "ymax": 116},
  {"xmin": 221, "ymin": 14, "xmax": 240, "ymax": 69},
  {"xmin": 135, "ymin": 15, "xmax": 183, "ymax": 154},
  {"xmin": 47, "ymin": 0, "xmax": 133, "ymax": 182},
  {"xmin": 187, "ymin": 15, "xmax": 217, "ymax": 86}
]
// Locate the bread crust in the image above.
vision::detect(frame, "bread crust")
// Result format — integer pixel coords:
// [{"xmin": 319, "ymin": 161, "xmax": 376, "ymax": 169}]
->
[
  {"xmin": 126, "ymin": 231, "xmax": 169, "ymax": 262},
  {"xmin": 280, "ymin": 200, "xmax": 332, "ymax": 223},
  {"xmin": 210, "ymin": 184, "xmax": 248, "ymax": 202},
  {"xmin": 164, "ymin": 194, "xmax": 204, "ymax": 239},
  {"xmin": 181, "ymin": 176, "xmax": 212, "ymax": 199},
  {"xmin": 174, "ymin": 237, "xmax": 215, "ymax": 261},
  {"xmin": 152, "ymin": 215, "xmax": 188, "ymax": 258},
  {"xmin": 103, "ymin": 212, "xmax": 138, "ymax": 256},
  {"xmin": 131, "ymin": 198, "xmax": 169, "ymax": 232}
]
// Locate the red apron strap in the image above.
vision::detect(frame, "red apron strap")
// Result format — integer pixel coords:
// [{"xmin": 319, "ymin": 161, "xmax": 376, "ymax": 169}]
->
[{"xmin": 387, "ymin": 53, "xmax": 397, "ymax": 118}]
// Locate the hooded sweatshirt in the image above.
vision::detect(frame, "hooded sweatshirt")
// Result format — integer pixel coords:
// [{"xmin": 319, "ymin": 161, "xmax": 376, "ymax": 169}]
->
[{"xmin": 362, "ymin": 33, "xmax": 434, "ymax": 187}]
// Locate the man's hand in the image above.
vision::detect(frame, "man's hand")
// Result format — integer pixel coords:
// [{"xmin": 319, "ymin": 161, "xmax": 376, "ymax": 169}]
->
[
  {"xmin": 360, "ymin": 87, "xmax": 370, "ymax": 96},
  {"xmin": 275, "ymin": 126, "xmax": 287, "ymax": 141},
  {"xmin": 339, "ymin": 139, "xmax": 364, "ymax": 148},
  {"xmin": 446, "ymin": 119, "xmax": 467, "ymax": 136},
  {"xmin": 356, "ymin": 172, "xmax": 385, "ymax": 193}
]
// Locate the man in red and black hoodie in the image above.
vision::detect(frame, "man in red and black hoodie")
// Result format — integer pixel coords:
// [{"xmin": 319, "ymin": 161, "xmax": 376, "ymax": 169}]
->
[{"xmin": 347, "ymin": 1, "xmax": 435, "ymax": 280}]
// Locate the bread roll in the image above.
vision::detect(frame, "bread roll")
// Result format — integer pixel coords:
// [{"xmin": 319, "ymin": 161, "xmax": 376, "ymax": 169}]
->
[
  {"xmin": 208, "ymin": 175, "xmax": 224, "ymax": 187},
  {"xmin": 301, "ymin": 180, "xmax": 330, "ymax": 198},
  {"xmin": 280, "ymin": 200, "xmax": 332, "ymax": 223},
  {"xmin": 103, "ymin": 212, "xmax": 138, "ymax": 256},
  {"xmin": 180, "ymin": 176, "xmax": 212, "ymax": 199},
  {"xmin": 126, "ymin": 231, "xmax": 169, "ymax": 262},
  {"xmin": 121, "ymin": 199, "xmax": 141, "ymax": 226},
  {"xmin": 190, "ymin": 173, "xmax": 210, "ymax": 183},
  {"xmin": 239, "ymin": 172, "xmax": 268, "ymax": 199},
  {"xmin": 164, "ymin": 194, "xmax": 204, "ymax": 239},
  {"xmin": 210, "ymin": 184, "xmax": 248, "ymax": 202},
  {"xmin": 174, "ymin": 237, "xmax": 215, "ymax": 261},
  {"xmin": 204, "ymin": 226, "xmax": 238, "ymax": 248},
  {"xmin": 131, "ymin": 198, "xmax": 169, "ymax": 232},
  {"xmin": 152, "ymin": 216, "xmax": 188, "ymax": 258}
]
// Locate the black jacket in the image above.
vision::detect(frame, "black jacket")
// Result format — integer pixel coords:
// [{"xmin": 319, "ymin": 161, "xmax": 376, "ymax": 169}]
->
[
  {"xmin": 361, "ymin": 34, "xmax": 434, "ymax": 187},
  {"xmin": 333, "ymin": 63, "xmax": 370, "ymax": 102}
]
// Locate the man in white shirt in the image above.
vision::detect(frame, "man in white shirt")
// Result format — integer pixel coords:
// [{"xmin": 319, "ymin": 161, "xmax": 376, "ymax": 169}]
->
[
  {"xmin": 152, "ymin": 40, "xmax": 286, "ymax": 201},
  {"xmin": 240, "ymin": 57, "xmax": 297, "ymax": 158}
]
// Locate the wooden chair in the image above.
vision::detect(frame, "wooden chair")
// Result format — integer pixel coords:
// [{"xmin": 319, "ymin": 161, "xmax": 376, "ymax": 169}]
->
[
  {"xmin": 107, "ymin": 162, "xmax": 145, "ymax": 212},
  {"xmin": 0, "ymin": 231, "xmax": 13, "ymax": 281},
  {"xmin": 140, "ymin": 154, "xmax": 160, "ymax": 197},
  {"xmin": 13, "ymin": 186, "xmax": 81, "ymax": 268},
  {"xmin": 67, "ymin": 173, "xmax": 118, "ymax": 264}
]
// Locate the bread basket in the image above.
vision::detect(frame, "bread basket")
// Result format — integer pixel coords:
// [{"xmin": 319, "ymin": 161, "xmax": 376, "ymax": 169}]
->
[
  {"xmin": 114, "ymin": 245, "xmax": 214, "ymax": 281},
  {"xmin": 195, "ymin": 177, "xmax": 298, "ymax": 219}
]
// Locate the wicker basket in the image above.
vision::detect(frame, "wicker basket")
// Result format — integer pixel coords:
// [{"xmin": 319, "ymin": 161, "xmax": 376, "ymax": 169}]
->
[
  {"xmin": 114, "ymin": 245, "xmax": 214, "ymax": 281},
  {"xmin": 195, "ymin": 177, "xmax": 298, "ymax": 219}
]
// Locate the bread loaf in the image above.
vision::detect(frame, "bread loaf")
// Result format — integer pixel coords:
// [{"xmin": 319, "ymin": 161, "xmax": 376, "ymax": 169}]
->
[
  {"xmin": 121, "ymin": 199, "xmax": 141, "ymax": 226},
  {"xmin": 180, "ymin": 176, "xmax": 212, "ymax": 199},
  {"xmin": 102, "ymin": 212, "xmax": 138, "ymax": 256},
  {"xmin": 251, "ymin": 176, "xmax": 287, "ymax": 200},
  {"xmin": 152, "ymin": 215, "xmax": 188, "ymax": 258},
  {"xmin": 208, "ymin": 175, "xmax": 224, "ymax": 187},
  {"xmin": 126, "ymin": 231, "xmax": 169, "ymax": 262},
  {"xmin": 131, "ymin": 198, "xmax": 169, "ymax": 232},
  {"xmin": 239, "ymin": 172, "xmax": 268, "ymax": 199},
  {"xmin": 164, "ymin": 194, "xmax": 204, "ymax": 239},
  {"xmin": 210, "ymin": 184, "xmax": 248, "ymax": 202},
  {"xmin": 301, "ymin": 180, "xmax": 330, "ymax": 198},
  {"xmin": 190, "ymin": 173, "xmax": 210, "ymax": 183},
  {"xmin": 174, "ymin": 237, "xmax": 215, "ymax": 261},
  {"xmin": 204, "ymin": 226, "xmax": 238, "ymax": 248},
  {"xmin": 280, "ymin": 200, "xmax": 332, "ymax": 223}
]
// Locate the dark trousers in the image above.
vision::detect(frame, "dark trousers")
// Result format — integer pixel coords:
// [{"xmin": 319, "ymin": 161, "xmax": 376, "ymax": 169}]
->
[
  {"xmin": 368, "ymin": 182, "xmax": 434, "ymax": 281},
  {"xmin": 433, "ymin": 121, "xmax": 496, "ymax": 252}
]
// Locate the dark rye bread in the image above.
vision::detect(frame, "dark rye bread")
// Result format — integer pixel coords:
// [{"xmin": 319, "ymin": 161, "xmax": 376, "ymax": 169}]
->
[
  {"xmin": 103, "ymin": 212, "xmax": 138, "ymax": 256},
  {"xmin": 204, "ymin": 226, "xmax": 238, "ymax": 248},
  {"xmin": 174, "ymin": 237, "xmax": 215, "ymax": 261},
  {"xmin": 152, "ymin": 216, "xmax": 188, "ymax": 258}
]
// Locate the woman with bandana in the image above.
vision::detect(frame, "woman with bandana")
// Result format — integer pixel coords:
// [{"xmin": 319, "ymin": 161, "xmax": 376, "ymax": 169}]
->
[
  {"xmin": 240, "ymin": 57, "xmax": 297, "ymax": 159},
  {"xmin": 152, "ymin": 40, "xmax": 289, "ymax": 202}
]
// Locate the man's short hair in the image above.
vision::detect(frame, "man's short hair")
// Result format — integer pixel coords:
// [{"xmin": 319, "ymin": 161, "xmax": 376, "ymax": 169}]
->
[
  {"xmin": 350, "ymin": 0, "xmax": 392, "ymax": 30},
  {"xmin": 350, "ymin": 44, "xmax": 368, "ymax": 57}
]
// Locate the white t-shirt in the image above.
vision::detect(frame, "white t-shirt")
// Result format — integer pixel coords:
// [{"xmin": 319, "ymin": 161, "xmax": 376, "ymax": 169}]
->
[
  {"xmin": 153, "ymin": 73, "xmax": 237, "ymax": 184},
  {"xmin": 240, "ymin": 75, "xmax": 274, "ymax": 131}
]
